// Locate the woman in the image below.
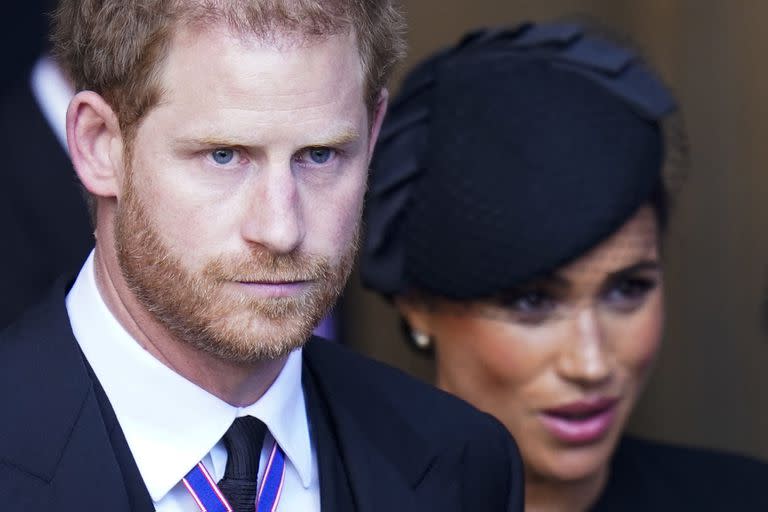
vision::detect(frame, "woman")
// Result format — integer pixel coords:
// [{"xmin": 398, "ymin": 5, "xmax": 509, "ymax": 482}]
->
[{"xmin": 361, "ymin": 23, "xmax": 768, "ymax": 511}]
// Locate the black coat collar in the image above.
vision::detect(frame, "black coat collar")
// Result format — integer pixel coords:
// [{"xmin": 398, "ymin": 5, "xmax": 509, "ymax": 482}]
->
[{"xmin": 303, "ymin": 338, "xmax": 441, "ymax": 511}]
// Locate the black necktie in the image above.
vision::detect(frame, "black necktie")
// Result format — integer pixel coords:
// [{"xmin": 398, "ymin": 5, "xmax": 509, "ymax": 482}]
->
[{"xmin": 218, "ymin": 416, "xmax": 268, "ymax": 512}]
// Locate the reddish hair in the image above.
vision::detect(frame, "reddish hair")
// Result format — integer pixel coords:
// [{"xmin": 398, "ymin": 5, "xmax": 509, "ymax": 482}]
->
[{"xmin": 52, "ymin": 0, "xmax": 406, "ymax": 141}]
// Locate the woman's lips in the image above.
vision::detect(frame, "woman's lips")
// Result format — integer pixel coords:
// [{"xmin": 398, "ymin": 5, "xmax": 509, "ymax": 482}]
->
[{"xmin": 539, "ymin": 397, "xmax": 619, "ymax": 444}]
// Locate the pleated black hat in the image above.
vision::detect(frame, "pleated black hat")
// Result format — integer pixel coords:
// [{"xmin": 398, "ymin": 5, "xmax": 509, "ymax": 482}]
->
[{"xmin": 362, "ymin": 23, "xmax": 677, "ymax": 299}]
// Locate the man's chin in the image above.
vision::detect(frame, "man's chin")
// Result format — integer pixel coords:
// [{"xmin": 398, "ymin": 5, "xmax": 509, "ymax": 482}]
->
[{"xmin": 187, "ymin": 311, "xmax": 318, "ymax": 364}]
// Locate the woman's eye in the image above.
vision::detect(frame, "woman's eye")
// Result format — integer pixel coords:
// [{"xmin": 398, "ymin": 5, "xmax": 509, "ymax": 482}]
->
[
  {"xmin": 603, "ymin": 277, "xmax": 657, "ymax": 310},
  {"xmin": 210, "ymin": 148, "xmax": 236, "ymax": 165},
  {"xmin": 493, "ymin": 289, "xmax": 557, "ymax": 324},
  {"xmin": 512, "ymin": 291, "xmax": 554, "ymax": 312}
]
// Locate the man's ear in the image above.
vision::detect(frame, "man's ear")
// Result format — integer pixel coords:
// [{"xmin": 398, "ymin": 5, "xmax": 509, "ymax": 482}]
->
[
  {"xmin": 366, "ymin": 88, "xmax": 390, "ymax": 159},
  {"xmin": 66, "ymin": 91, "xmax": 125, "ymax": 198}
]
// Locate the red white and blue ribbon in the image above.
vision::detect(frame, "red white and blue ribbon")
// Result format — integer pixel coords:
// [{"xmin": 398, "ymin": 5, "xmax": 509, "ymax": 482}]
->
[
  {"xmin": 256, "ymin": 443, "xmax": 286, "ymax": 512},
  {"xmin": 182, "ymin": 442, "xmax": 286, "ymax": 512},
  {"xmin": 182, "ymin": 462, "xmax": 233, "ymax": 512}
]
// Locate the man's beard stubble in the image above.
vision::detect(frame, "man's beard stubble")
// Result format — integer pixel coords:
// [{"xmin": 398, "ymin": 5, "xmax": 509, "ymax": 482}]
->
[{"xmin": 114, "ymin": 174, "xmax": 357, "ymax": 364}]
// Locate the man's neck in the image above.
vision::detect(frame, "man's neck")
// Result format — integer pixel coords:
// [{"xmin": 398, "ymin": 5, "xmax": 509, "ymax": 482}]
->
[
  {"xmin": 92, "ymin": 241, "xmax": 286, "ymax": 407},
  {"xmin": 524, "ymin": 464, "xmax": 609, "ymax": 512}
]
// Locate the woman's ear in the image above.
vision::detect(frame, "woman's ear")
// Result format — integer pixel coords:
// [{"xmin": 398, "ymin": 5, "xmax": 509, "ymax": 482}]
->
[
  {"xmin": 66, "ymin": 91, "xmax": 125, "ymax": 198},
  {"xmin": 395, "ymin": 297, "xmax": 435, "ymax": 351},
  {"xmin": 394, "ymin": 296, "xmax": 432, "ymax": 335}
]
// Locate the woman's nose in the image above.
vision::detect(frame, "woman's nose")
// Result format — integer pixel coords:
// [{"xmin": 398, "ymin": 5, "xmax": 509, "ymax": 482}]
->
[{"xmin": 555, "ymin": 307, "xmax": 614, "ymax": 386}]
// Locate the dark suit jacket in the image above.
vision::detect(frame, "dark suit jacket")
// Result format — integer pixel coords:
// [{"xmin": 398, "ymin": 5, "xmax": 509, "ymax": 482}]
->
[
  {"xmin": 0, "ymin": 281, "xmax": 524, "ymax": 511},
  {"xmin": 0, "ymin": 76, "xmax": 93, "ymax": 329},
  {"xmin": 591, "ymin": 436, "xmax": 768, "ymax": 511}
]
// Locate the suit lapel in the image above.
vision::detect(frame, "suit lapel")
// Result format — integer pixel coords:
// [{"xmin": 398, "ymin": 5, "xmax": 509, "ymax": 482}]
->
[
  {"xmin": 303, "ymin": 364, "xmax": 356, "ymax": 512},
  {"xmin": 0, "ymin": 281, "xmax": 136, "ymax": 511},
  {"xmin": 87, "ymin": 359, "xmax": 156, "ymax": 512},
  {"xmin": 303, "ymin": 338, "xmax": 443, "ymax": 512}
]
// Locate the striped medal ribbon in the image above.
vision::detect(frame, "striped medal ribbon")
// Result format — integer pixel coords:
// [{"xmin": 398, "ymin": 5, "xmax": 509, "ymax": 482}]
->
[{"xmin": 182, "ymin": 442, "xmax": 287, "ymax": 512}]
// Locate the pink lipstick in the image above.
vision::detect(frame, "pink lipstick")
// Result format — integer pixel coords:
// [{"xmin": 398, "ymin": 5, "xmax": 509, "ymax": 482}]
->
[{"xmin": 539, "ymin": 397, "xmax": 618, "ymax": 444}]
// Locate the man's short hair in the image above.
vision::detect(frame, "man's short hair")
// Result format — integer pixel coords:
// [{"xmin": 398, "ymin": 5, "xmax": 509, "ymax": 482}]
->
[{"xmin": 52, "ymin": 0, "xmax": 406, "ymax": 142}]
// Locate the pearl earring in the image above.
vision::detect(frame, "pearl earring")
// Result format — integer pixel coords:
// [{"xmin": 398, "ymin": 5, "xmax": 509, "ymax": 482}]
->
[{"xmin": 411, "ymin": 330, "xmax": 432, "ymax": 349}]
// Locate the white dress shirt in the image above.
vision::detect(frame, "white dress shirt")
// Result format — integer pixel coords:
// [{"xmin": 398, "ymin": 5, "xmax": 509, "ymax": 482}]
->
[{"xmin": 66, "ymin": 251, "xmax": 320, "ymax": 511}]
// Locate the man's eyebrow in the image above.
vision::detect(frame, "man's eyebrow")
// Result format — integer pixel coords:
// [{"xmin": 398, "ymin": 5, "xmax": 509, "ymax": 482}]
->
[
  {"xmin": 172, "ymin": 127, "xmax": 362, "ymax": 149},
  {"xmin": 311, "ymin": 127, "xmax": 362, "ymax": 146},
  {"xmin": 173, "ymin": 136, "xmax": 243, "ymax": 147}
]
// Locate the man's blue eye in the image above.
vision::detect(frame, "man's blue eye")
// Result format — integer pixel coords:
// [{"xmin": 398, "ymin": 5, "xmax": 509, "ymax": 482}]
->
[
  {"xmin": 308, "ymin": 148, "xmax": 332, "ymax": 164},
  {"xmin": 211, "ymin": 148, "xmax": 235, "ymax": 165}
]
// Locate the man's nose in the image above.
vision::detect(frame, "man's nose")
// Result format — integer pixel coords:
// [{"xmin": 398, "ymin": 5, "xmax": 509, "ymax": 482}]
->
[
  {"xmin": 239, "ymin": 166, "xmax": 304, "ymax": 254},
  {"xmin": 555, "ymin": 308, "xmax": 614, "ymax": 386}
]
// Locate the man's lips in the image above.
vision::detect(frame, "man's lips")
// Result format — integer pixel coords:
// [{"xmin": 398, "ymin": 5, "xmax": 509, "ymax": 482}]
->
[
  {"xmin": 539, "ymin": 396, "xmax": 620, "ymax": 444},
  {"xmin": 232, "ymin": 280, "xmax": 312, "ymax": 297}
]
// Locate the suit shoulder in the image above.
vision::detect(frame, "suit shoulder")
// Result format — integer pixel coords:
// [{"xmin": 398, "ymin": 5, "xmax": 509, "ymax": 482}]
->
[
  {"xmin": 305, "ymin": 338, "xmax": 524, "ymax": 509},
  {"xmin": 304, "ymin": 338, "xmax": 513, "ymax": 440}
]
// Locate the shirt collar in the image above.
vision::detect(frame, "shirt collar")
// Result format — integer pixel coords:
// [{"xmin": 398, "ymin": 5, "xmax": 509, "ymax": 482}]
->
[{"xmin": 66, "ymin": 251, "xmax": 313, "ymax": 501}]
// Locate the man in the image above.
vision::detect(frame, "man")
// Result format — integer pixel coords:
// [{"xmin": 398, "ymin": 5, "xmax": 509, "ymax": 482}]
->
[{"xmin": 0, "ymin": 1, "xmax": 524, "ymax": 511}]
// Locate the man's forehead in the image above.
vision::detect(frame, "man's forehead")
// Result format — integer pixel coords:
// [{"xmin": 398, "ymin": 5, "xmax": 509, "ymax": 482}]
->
[
  {"xmin": 166, "ymin": 22, "xmax": 362, "ymax": 77},
  {"xmin": 138, "ymin": 23, "xmax": 368, "ymax": 148},
  {"xmin": 159, "ymin": 24, "xmax": 364, "ymax": 101}
]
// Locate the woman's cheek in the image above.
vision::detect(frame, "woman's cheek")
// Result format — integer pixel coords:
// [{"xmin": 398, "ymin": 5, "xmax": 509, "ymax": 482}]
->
[
  {"xmin": 613, "ymin": 294, "xmax": 664, "ymax": 377},
  {"xmin": 461, "ymin": 320, "xmax": 561, "ymax": 396}
]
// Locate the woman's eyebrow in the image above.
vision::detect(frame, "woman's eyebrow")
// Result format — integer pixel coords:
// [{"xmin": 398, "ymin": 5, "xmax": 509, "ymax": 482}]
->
[
  {"xmin": 521, "ymin": 273, "xmax": 570, "ymax": 291},
  {"xmin": 607, "ymin": 260, "xmax": 661, "ymax": 280}
]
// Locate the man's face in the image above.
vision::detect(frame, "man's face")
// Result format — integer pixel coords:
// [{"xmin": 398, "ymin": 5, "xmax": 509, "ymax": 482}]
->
[{"xmin": 114, "ymin": 26, "xmax": 374, "ymax": 363}]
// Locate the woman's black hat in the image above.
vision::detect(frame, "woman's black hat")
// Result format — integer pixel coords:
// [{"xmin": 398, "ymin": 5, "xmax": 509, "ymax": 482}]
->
[{"xmin": 362, "ymin": 22, "xmax": 677, "ymax": 299}]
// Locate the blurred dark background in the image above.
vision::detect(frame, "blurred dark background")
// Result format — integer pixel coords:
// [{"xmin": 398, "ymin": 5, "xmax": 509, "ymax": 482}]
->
[{"xmin": 0, "ymin": 4, "xmax": 51, "ymax": 91}]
